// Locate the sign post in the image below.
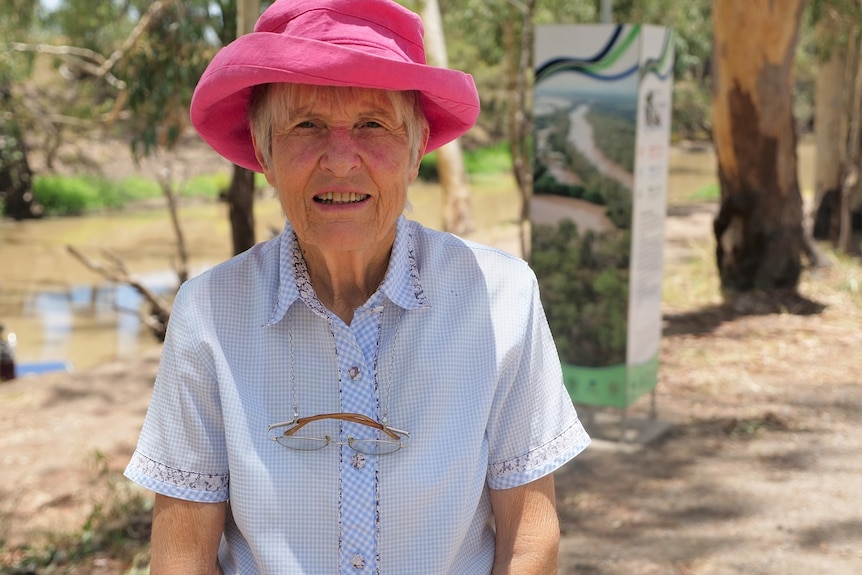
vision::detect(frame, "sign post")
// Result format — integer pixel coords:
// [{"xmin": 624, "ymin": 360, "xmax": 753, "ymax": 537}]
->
[{"xmin": 531, "ymin": 24, "xmax": 674, "ymax": 440}]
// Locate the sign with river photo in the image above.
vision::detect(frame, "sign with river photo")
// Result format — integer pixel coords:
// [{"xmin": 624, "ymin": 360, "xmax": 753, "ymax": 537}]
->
[{"xmin": 531, "ymin": 24, "xmax": 674, "ymax": 410}]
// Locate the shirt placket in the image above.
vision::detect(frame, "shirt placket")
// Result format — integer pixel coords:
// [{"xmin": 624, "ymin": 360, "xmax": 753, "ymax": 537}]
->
[{"xmin": 334, "ymin": 305, "xmax": 384, "ymax": 574}]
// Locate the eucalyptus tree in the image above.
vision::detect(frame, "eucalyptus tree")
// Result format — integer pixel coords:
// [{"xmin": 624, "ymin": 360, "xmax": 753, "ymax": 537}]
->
[
  {"xmin": 24, "ymin": 0, "xmax": 266, "ymax": 254},
  {"xmin": 624, "ymin": 0, "xmax": 713, "ymax": 138},
  {"xmin": 808, "ymin": 0, "xmax": 862, "ymax": 251},
  {"xmin": 0, "ymin": 0, "xmax": 40, "ymax": 219},
  {"xmin": 417, "ymin": 0, "xmax": 475, "ymax": 236},
  {"xmin": 711, "ymin": 0, "xmax": 808, "ymax": 293},
  {"xmin": 117, "ymin": 0, "xmax": 267, "ymax": 255}
]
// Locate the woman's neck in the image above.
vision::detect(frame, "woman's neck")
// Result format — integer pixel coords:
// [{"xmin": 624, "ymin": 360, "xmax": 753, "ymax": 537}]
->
[{"xmin": 300, "ymin": 242, "xmax": 392, "ymax": 324}]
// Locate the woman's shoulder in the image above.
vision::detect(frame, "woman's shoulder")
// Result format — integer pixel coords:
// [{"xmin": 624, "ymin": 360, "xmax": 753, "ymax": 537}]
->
[
  {"xmin": 408, "ymin": 220, "xmax": 532, "ymax": 274},
  {"xmin": 406, "ymin": 220, "xmax": 537, "ymax": 295}
]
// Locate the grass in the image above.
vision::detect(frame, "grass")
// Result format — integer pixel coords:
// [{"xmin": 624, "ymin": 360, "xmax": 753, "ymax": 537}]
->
[
  {"xmin": 15, "ymin": 145, "xmax": 507, "ymax": 218},
  {"xmin": 687, "ymin": 182, "xmax": 719, "ymax": 202},
  {"xmin": 0, "ymin": 452, "xmax": 153, "ymax": 575},
  {"xmin": 418, "ymin": 141, "xmax": 514, "ymax": 182},
  {"xmin": 463, "ymin": 142, "xmax": 514, "ymax": 175},
  {"xmin": 661, "ymin": 234, "xmax": 723, "ymax": 311},
  {"xmin": 19, "ymin": 171, "xmax": 258, "ymax": 218},
  {"xmin": 801, "ymin": 247, "xmax": 862, "ymax": 310}
]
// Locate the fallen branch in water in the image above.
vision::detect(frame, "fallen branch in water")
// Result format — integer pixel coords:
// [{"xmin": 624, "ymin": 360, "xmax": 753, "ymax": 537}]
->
[{"xmin": 65, "ymin": 245, "xmax": 172, "ymax": 341}]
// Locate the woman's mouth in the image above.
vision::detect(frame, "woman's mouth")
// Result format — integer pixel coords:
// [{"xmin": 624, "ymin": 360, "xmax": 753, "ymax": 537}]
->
[{"xmin": 314, "ymin": 192, "xmax": 369, "ymax": 205}]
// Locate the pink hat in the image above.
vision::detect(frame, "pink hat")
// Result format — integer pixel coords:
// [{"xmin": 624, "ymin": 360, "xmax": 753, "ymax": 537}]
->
[{"xmin": 190, "ymin": 0, "xmax": 480, "ymax": 172}]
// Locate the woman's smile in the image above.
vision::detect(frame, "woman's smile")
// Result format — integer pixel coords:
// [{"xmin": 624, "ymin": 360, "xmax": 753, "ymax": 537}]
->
[{"xmin": 313, "ymin": 192, "xmax": 371, "ymax": 205}]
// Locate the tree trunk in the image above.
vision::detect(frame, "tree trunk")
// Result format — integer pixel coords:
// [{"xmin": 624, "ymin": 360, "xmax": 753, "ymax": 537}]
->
[
  {"xmin": 711, "ymin": 0, "xmax": 806, "ymax": 293},
  {"xmin": 222, "ymin": 0, "xmax": 260, "ymax": 256},
  {"xmin": 812, "ymin": 14, "xmax": 849, "ymax": 241},
  {"xmin": 814, "ymin": 25, "xmax": 847, "ymax": 203},
  {"xmin": 420, "ymin": 0, "xmax": 475, "ymax": 236},
  {"xmin": 0, "ymin": 124, "xmax": 39, "ymax": 220},
  {"xmin": 226, "ymin": 165, "xmax": 256, "ymax": 255},
  {"xmin": 837, "ymin": 29, "xmax": 862, "ymax": 254},
  {"xmin": 505, "ymin": 0, "xmax": 536, "ymax": 260}
]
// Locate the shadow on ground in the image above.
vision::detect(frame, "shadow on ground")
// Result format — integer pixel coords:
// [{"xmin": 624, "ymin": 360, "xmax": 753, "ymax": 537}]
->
[{"xmin": 662, "ymin": 290, "xmax": 827, "ymax": 337}]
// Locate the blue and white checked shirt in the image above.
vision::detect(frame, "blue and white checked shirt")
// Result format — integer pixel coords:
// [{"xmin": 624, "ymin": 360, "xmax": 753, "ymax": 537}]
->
[{"xmin": 125, "ymin": 216, "xmax": 590, "ymax": 574}]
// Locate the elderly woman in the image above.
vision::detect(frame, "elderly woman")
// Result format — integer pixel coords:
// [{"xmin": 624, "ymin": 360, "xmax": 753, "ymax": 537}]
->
[{"xmin": 125, "ymin": 0, "xmax": 590, "ymax": 573}]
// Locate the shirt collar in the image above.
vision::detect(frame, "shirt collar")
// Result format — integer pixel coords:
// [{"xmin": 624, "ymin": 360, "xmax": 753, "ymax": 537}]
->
[{"xmin": 264, "ymin": 216, "xmax": 429, "ymax": 326}]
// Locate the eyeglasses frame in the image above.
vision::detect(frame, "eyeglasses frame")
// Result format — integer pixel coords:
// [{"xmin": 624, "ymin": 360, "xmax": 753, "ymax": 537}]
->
[{"xmin": 267, "ymin": 412, "xmax": 410, "ymax": 453}]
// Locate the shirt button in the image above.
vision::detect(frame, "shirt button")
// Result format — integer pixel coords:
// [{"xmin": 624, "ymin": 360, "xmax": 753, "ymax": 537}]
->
[
  {"xmin": 350, "ymin": 554, "xmax": 366, "ymax": 569},
  {"xmin": 351, "ymin": 452, "xmax": 367, "ymax": 470},
  {"xmin": 347, "ymin": 366, "xmax": 361, "ymax": 380}
]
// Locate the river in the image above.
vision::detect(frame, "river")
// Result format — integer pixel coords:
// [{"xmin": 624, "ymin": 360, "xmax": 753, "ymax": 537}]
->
[
  {"xmin": 0, "ymin": 197, "xmax": 288, "ymax": 373},
  {"xmin": 568, "ymin": 104, "xmax": 635, "ymax": 190}
]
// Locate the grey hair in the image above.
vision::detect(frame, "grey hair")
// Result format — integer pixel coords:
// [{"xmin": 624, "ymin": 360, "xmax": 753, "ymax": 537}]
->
[{"xmin": 248, "ymin": 84, "xmax": 429, "ymax": 171}]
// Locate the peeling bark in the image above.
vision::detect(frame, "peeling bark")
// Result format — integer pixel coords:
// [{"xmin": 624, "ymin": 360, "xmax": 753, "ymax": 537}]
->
[{"xmin": 711, "ymin": 0, "xmax": 806, "ymax": 293}]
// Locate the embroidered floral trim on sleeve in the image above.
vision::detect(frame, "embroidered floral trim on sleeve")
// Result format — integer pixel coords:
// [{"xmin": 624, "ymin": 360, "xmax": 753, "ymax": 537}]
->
[
  {"xmin": 128, "ymin": 451, "xmax": 229, "ymax": 493},
  {"xmin": 487, "ymin": 421, "xmax": 590, "ymax": 480}
]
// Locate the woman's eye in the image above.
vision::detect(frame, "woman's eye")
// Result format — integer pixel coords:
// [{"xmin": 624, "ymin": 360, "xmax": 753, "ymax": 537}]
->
[
  {"xmin": 296, "ymin": 120, "xmax": 317, "ymax": 129},
  {"xmin": 361, "ymin": 120, "xmax": 383, "ymax": 129}
]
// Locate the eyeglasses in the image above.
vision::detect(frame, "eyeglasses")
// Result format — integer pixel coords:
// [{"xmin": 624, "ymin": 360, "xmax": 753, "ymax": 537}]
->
[{"xmin": 267, "ymin": 412, "xmax": 410, "ymax": 455}]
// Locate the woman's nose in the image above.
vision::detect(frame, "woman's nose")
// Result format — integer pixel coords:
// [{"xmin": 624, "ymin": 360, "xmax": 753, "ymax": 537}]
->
[{"xmin": 319, "ymin": 128, "xmax": 361, "ymax": 176}]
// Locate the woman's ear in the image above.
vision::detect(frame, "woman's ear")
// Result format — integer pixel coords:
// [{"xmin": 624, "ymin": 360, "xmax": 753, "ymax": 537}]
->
[
  {"xmin": 251, "ymin": 131, "xmax": 277, "ymax": 188},
  {"xmin": 410, "ymin": 125, "xmax": 431, "ymax": 181}
]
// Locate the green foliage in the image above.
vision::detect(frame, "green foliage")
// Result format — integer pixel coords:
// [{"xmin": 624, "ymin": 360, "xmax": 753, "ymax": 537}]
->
[
  {"xmin": 0, "ymin": 1, "xmax": 39, "ymax": 192},
  {"xmin": 672, "ymin": 79, "xmax": 712, "ymax": 140},
  {"xmin": 31, "ymin": 176, "xmax": 93, "ymax": 215},
  {"xmin": 426, "ymin": 0, "xmax": 716, "ymax": 142},
  {"xmin": 464, "ymin": 141, "xmax": 513, "ymax": 174},
  {"xmin": 688, "ymin": 182, "xmax": 720, "ymax": 202},
  {"xmin": 120, "ymin": 2, "xmax": 216, "ymax": 159},
  {"xmin": 807, "ymin": 0, "xmax": 862, "ymax": 56},
  {"xmin": 182, "ymin": 172, "xmax": 232, "ymax": 199},
  {"xmin": 417, "ymin": 143, "xmax": 513, "ymax": 181},
  {"xmin": 45, "ymin": 0, "xmax": 133, "ymax": 53},
  {"xmin": 118, "ymin": 176, "xmax": 163, "ymax": 202},
  {"xmin": 531, "ymin": 220, "xmax": 630, "ymax": 367},
  {"xmin": 0, "ymin": 0, "xmax": 38, "ymax": 40},
  {"xmin": 32, "ymin": 174, "xmax": 164, "ymax": 216},
  {"xmin": 418, "ymin": 151, "xmax": 439, "ymax": 181},
  {"xmin": 587, "ymin": 107, "xmax": 636, "ymax": 172},
  {"xmin": 24, "ymin": 171, "xmax": 245, "ymax": 217}
]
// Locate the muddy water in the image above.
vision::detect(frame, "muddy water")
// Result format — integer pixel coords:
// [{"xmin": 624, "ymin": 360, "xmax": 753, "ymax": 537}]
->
[
  {"xmin": 0, "ymin": 140, "xmax": 815, "ymax": 374},
  {"xmin": 0, "ymin": 197, "xmax": 287, "ymax": 371}
]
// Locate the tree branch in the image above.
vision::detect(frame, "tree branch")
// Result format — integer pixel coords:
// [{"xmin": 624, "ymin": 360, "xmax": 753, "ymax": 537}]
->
[
  {"xmin": 65, "ymin": 245, "xmax": 172, "ymax": 340},
  {"xmin": 4, "ymin": 0, "xmax": 178, "ymax": 91},
  {"xmin": 96, "ymin": 0, "xmax": 178, "ymax": 77}
]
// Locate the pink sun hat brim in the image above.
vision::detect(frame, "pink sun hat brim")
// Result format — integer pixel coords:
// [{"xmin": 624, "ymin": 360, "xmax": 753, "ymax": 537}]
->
[{"xmin": 190, "ymin": 0, "xmax": 481, "ymax": 173}]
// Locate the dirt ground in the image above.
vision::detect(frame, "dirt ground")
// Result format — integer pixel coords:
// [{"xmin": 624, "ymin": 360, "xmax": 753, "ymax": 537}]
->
[
  {"xmin": 1, "ymin": 198, "xmax": 861, "ymax": 574},
  {"xmin": 555, "ymin": 205, "xmax": 862, "ymax": 574}
]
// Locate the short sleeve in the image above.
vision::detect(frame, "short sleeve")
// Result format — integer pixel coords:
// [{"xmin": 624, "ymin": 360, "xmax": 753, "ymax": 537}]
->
[
  {"xmin": 485, "ymin": 272, "xmax": 590, "ymax": 490},
  {"xmin": 124, "ymin": 281, "xmax": 230, "ymax": 502}
]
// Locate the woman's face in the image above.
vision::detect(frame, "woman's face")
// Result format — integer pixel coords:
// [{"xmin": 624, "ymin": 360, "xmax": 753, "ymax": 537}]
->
[{"xmin": 254, "ymin": 85, "xmax": 428, "ymax": 259}]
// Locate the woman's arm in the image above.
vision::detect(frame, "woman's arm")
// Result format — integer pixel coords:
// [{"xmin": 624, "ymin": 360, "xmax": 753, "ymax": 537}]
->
[
  {"xmin": 489, "ymin": 474, "xmax": 560, "ymax": 575},
  {"xmin": 149, "ymin": 494, "xmax": 228, "ymax": 575}
]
